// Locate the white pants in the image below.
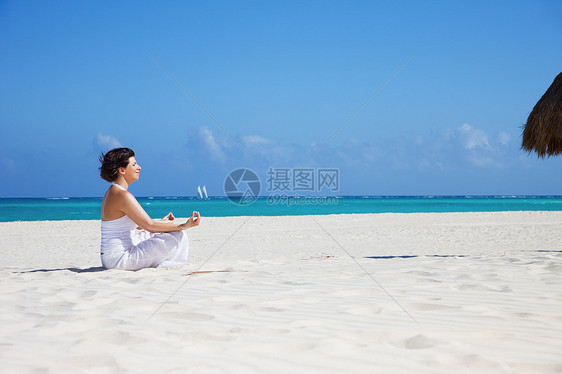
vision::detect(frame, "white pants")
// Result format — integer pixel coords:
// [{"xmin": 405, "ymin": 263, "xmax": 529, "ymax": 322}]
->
[{"xmin": 103, "ymin": 231, "xmax": 189, "ymax": 271}]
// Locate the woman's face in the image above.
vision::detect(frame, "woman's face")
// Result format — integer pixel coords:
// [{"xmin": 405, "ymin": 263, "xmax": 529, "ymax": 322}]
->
[{"xmin": 123, "ymin": 157, "xmax": 141, "ymax": 182}]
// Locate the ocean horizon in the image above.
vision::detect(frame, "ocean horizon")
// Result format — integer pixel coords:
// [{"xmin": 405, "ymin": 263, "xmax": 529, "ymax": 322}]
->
[{"xmin": 1, "ymin": 195, "xmax": 562, "ymax": 222}]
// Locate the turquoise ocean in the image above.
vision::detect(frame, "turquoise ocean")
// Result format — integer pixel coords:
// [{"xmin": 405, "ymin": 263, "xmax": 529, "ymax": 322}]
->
[{"xmin": 1, "ymin": 195, "xmax": 562, "ymax": 222}]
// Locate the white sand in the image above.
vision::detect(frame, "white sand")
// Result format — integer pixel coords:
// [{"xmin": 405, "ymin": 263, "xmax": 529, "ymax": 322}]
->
[{"xmin": 0, "ymin": 212, "xmax": 561, "ymax": 373}]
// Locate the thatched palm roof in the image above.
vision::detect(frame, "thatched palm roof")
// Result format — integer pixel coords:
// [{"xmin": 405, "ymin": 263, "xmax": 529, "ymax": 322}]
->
[{"xmin": 522, "ymin": 72, "xmax": 562, "ymax": 157}]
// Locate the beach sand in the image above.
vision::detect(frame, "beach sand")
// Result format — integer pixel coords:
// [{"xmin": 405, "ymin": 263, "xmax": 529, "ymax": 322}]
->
[{"xmin": 0, "ymin": 212, "xmax": 561, "ymax": 373}]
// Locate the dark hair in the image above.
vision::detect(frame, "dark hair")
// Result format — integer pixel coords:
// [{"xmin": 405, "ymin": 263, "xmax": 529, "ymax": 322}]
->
[{"xmin": 99, "ymin": 148, "xmax": 135, "ymax": 182}]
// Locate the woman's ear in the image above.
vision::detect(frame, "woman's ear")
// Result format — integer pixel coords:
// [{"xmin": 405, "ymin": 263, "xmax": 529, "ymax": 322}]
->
[{"xmin": 118, "ymin": 167, "xmax": 126, "ymax": 175}]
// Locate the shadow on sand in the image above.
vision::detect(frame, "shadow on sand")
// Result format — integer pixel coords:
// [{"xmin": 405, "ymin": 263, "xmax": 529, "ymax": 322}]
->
[
  {"xmin": 16, "ymin": 266, "xmax": 106, "ymax": 274},
  {"xmin": 364, "ymin": 254, "xmax": 467, "ymax": 260}
]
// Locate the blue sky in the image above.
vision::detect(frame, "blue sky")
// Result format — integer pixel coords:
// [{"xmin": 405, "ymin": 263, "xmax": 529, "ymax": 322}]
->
[{"xmin": 1, "ymin": 0, "xmax": 561, "ymax": 197}]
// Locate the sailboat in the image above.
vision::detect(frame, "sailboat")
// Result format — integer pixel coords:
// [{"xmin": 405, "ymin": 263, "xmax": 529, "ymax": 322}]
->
[{"xmin": 197, "ymin": 185, "xmax": 209, "ymax": 200}]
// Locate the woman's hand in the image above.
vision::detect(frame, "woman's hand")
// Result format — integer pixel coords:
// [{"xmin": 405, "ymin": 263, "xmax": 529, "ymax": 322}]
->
[
  {"xmin": 162, "ymin": 212, "xmax": 175, "ymax": 221},
  {"xmin": 181, "ymin": 211, "xmax": 201, "ymax": 229}
]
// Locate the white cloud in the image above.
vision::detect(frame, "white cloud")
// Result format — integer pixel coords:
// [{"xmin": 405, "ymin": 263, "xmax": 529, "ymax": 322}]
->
[
  {"xmin": 185, "ymin": 123, "xmax": 512, "ymax": 173},
  {"xmin": 242, "ymin": 135, "xmax": 269, "ymax": 147},
  {"xmin": 241, "ymin": 135, "xmax": 272, "ymax": 157},
  {"xmin": 497, "ymin": 131, "xmax": 510, "ymax": 146},
  {"xmin": 457, "ymin": 123, "xmax": 490, "ymax": 150},
  {"xmin": 95, "ymin": 133, "xmax": 121, "ymax": 150},
  {"xmin": 198, "ymin": 126, "xmax": 225, "ymax": 162}
]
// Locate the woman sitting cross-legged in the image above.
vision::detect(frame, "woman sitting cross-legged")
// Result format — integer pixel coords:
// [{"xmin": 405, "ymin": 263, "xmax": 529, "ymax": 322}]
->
[{"xmin": 99, "ymin": 147, "xmax": 200, "ymax": 270}]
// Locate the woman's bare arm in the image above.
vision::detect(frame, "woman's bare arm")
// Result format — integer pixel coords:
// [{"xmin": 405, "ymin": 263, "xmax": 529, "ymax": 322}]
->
[{"xmin": 119, "ymin": 191, "xmax": 200, "ymax": 233}]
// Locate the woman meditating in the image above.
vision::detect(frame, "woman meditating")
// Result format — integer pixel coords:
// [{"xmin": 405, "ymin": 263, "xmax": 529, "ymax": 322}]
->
[{"xmin": 99, "ymin": 147, "xmax": 200, "ymax": 270}]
